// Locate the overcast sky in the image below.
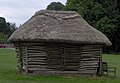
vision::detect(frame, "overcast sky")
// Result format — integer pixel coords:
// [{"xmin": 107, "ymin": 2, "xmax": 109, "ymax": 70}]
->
[{"xmin": 0, "ymin": 0, "xmax": 66, "ymax": 27}]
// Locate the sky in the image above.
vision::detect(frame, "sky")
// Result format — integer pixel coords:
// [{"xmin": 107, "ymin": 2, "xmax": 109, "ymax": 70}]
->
[{"xmin": 0, "ymin": 0, "xmax": 66, "ymax": 27}]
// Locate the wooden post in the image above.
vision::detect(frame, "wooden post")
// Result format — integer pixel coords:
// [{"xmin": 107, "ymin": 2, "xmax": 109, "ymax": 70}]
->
[
  {"xmin": 99, "ymin": 48, "xmax": 103, "ymax": 76},
  {"xmin": 25, "ymin": 44, "xmax": 28, "ymax": 74}
]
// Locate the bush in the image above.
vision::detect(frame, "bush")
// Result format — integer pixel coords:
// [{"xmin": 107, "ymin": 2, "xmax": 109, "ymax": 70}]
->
[{"xmin": 0, "ymin": 33, "xmax": 8, "ymax": 43}]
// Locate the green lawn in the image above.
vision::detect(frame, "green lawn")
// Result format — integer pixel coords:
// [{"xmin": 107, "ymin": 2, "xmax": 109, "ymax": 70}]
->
[{"xmin": 0, "ymin": 48, "xmax": 120, "ymax": 83}]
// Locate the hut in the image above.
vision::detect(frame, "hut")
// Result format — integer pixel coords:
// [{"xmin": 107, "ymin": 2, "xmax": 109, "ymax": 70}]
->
[{"xmin": 8, "ymin": 10, "xmax": 112, "ymax": 76}]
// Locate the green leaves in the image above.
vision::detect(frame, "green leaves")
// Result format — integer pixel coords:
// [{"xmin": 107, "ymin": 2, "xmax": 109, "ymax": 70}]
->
[
  {"xmin": 0, "ymin": 17, "xmax": 17, "ymax": 43},
  {"xmin": 0, "ymin": 33, "xmax": 7, "ymax": 43},
  {"xmin": 46, "ymin": 2, "xmax": 65, "ymax": 11},
  {"xmin": 96, "ymin": 17, "xmax": 116, "ymax": 33}
]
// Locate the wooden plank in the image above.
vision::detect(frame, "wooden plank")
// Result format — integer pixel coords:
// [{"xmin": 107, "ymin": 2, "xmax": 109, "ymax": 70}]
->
[
  {"xmin": 64, "ymin": 63, "xmax": 80, "ymax": 66},
  {"xmin": 28, "ymin": 65, "xmax": 47, "ymax": 68},
  {"xmin": 81, "ymin": 51, "xmax": 101, "ymax": 54},
  {"xmin": 28, "ymin": 55, "xmax": 47, "ymax": 58},
  {"xmin": 81, "ymin": 54, "xmax": 100, "ymax": 57},
  {"xmin": 28, "ymin": 68, "xmax": 51, "ymax": 71},
  {"xmin": 26, "ymin": 42, "xmax": 44, "ymax": 45},
  {"xmin": 81, "ymin": 45, "xmax": 102, "ymax": 49},
  {"xmin": 27, "ymin": 53, "xmax": 47, "ymax": 56},
  {"xmin": 28, "ymin": 58, "xmax": 46, "ymax": 62},
  {"xmin": 28, "ymin": 57, "xmax": 46, "ymax": 60},
  {"xmin": 80, "ymin": 67, "xmax": 98, "ymax": 70},
  {"xmin": 81, "ymin": 58, "xmax": 99, "ymax": 61},
  {"xmin": 81, "ymin": 63, "xmax": 98, "ymax": 66},
  {"xmin": 47, "ymin": 65, "xmax": 62, "ymax": 69},
  {"xmin": 27, "ymin": 50, "xmax": 45, "ymax": 52},
  {"xmin": 81, "ymin": 65, "xmax": 99, "ymax": 68},
  {"xmin": 27, "ymin": 54, "xmax": 46, "ymax": 57},
  {"xmin": 80, "ymin": 61, "xmax": 99, "ymax": 63},
  {"xmin": 32, "ymin": 70, "xmax": 97, "ymax": 76},
  {"xmin": 28, "ymin": 60, "xmax": 46, "ymax": 63},
  {"xmin": 28, "ymin": 62, "xmax": 47, "ymax": 65},
  {"xmin": 27, "ymin": 47, "xmax": 45, "ymax": 50},
  {"xmin": 81, "ymin": 49, "xmax": 101, "ymax": 52}
]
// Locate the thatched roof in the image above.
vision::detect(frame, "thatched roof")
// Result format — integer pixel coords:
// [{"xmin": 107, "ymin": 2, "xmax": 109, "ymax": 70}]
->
[{"xmin": 9, "ymin": 10, "xmax": 112, "ymax": 46}]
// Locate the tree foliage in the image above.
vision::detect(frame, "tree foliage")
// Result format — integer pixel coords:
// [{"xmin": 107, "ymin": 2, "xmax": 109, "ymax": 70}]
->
[
  {"xmin": 0, "ymin": 33, "xmax": 7, "ymax": 43},
  {"xmin": 47, "ymin": 2, "xmax": 65, "ymax": 11},
  {"xmin": 0, "ymin": 17, "xmax": 17, "ymax": 43},
  {"xmin": 65, "ymin": 0, "xmax": 120, "ymax": 52},
  {"xmin": 0, "ymin": 17, "xmax": 7, "ymax": 33}
]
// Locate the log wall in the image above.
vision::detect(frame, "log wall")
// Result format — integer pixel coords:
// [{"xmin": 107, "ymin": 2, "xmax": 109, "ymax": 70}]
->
[
  {"xmin": 80, "ymin": 45, "xmax": 102, "ymax": 75},
  {"xmin": 14, "ymin": 42, "xmax": 102, "ymax": 76}
]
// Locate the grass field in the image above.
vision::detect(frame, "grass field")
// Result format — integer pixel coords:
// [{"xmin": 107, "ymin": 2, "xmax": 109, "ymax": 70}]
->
[{"xmin": 0, "ymin": 48, "xmax": 120, "ymax": 83}]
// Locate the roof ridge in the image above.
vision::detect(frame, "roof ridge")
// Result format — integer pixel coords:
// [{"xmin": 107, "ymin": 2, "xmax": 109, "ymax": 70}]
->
[
  {"xmin": 35, "ymin": 10, "xmax": 77, "ymax": 15},
  {"xmin": 34, "ymin": 10, "xmax": 81, "ymax": 20}
]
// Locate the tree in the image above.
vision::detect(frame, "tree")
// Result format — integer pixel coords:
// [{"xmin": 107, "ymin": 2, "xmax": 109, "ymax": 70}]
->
[
  {"xmin": 6, "ymin": 22, "xmax": 16, "ymax": 37},
  {"xmin": 0, "ymin": 17, "xmax": 17, "ymax": 43},
  {"xmin": 0, "ymin": 17, "xmax": 7, "ymax": 33},
  {"xmin": 0, "ymin": 17, "xmax": 17, "ymax": 37},
  {"xmin": 47, "ymin": 2, "xmax": 65, "ymax": 11},
  {"xmin": 0, "ymin": 33, "xmax": 7, "ymax": 43}
]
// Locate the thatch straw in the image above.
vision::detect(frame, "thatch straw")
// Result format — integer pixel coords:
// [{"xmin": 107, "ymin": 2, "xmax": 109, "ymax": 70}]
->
[{"xmin": 8, "ymin": 10, "xmax": 112, "ymax": 46}]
